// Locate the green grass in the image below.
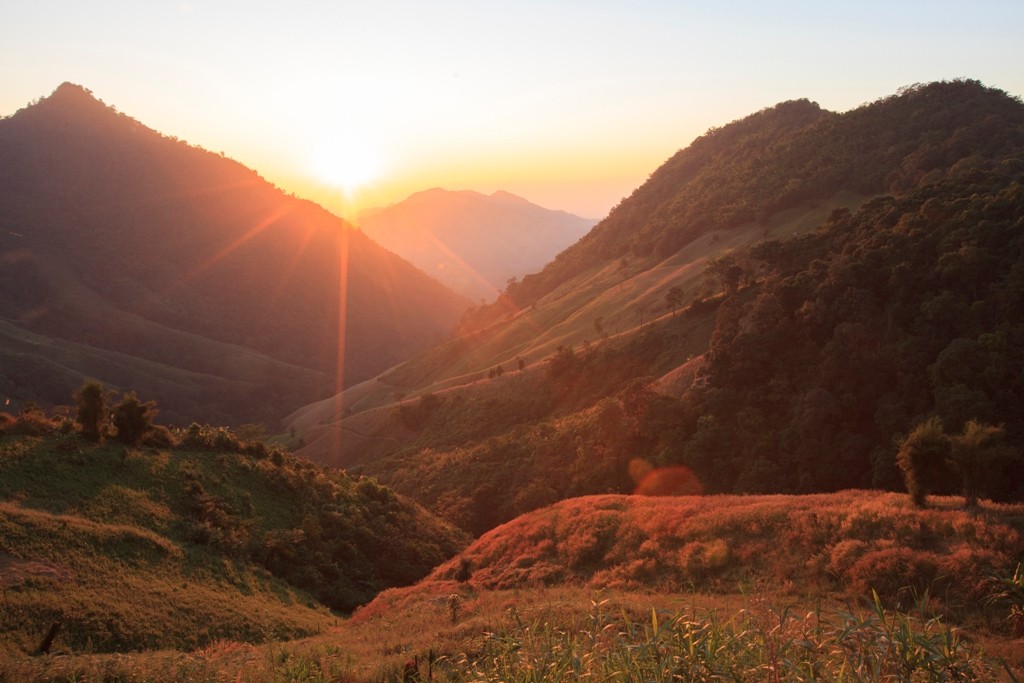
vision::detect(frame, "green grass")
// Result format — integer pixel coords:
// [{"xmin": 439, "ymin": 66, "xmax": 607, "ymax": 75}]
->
[
  {"xmin": 0, "ymin": 431, "xmax": 466, "ymax": 655},
  {"xmin": 0, "ymin": 500, "xmax": 331, "ymax": 656}
]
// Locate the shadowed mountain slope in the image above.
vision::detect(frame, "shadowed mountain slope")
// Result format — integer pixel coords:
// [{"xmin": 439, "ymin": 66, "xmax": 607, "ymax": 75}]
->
[
  {"xmin": 358, "ymin": 188, "xmax": 595, "ymax": 301},
  {"xmin": 0, "ymin": 84, "xmax": 470, "ymax": 425}
]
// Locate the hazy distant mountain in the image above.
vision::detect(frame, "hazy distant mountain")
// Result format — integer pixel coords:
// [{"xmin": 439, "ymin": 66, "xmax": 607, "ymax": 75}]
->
[
  {"xmin": 288, "ymin": 79, "xmax": 1024, "ymax": 535},
  {"xmin": 358, "ymin": 188, "xmax": 596, "ymax": 301},
  {"xmin": 0, "ymin": 83, "xmax": 469, "ymax": 425}
]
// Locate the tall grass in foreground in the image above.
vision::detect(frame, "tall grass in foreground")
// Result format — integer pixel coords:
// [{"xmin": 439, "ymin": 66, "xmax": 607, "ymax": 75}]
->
[
  {"xmin": 4, "ymin": 592, "xmax": 1013, "ymax": 682},
  {"xmin": 455, "ymin": 594, "xmax": 1002, "ymax": 682}
]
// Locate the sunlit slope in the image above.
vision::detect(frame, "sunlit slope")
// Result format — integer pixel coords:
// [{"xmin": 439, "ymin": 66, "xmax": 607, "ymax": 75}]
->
[
  {"xmin": 0, "ymin": 83, "xmax": 470, "ymax": 425},
  {"xmin": 385, "ymin": 491, "xmax": 1024, "ymax": 606},
  {"xmin": 0, "ymin": 431, "xmax": 468, "ymax": 655}
]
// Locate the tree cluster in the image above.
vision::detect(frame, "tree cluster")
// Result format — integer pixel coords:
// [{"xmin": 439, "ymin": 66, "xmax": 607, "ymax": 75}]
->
[
  {"xmin": 898, "ymin": 418, "xmax": 1012, "ymax": 508},
  {"xmin": 73, "ymin": 380, "xmax": 168, "ymax": 446},
  {"xmin": 668, "ymin": 163, "xmax": 1024, "ymax": 499}
]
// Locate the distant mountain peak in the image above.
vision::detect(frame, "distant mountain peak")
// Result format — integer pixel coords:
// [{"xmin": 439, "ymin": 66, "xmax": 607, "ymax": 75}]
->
[
  {"xmin": 359, "ymin": 188, "xmax": 597, "ymax": 300},
  {"xmin": 489, "ymin": 190, "xmax": 530, "ymax": 205}
]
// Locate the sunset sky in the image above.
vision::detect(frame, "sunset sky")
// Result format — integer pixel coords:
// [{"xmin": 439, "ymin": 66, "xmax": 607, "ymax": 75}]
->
[{"xmin": 3, "ymin": 1, "xmax": 1023, "ymax": 220}]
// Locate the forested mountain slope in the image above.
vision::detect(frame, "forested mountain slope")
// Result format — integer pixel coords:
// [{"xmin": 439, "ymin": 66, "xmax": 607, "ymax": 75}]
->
[
  {"xmin": 0, "ymin": 83, "xmax": 469, "ymax": 425},
  {"xmin": 287, "ymin": 80, "xmax": 1024, "ymax": 536},
  {"xmin": 504, "ymin": 79, "xmax": 1024, "ymax": 309}
]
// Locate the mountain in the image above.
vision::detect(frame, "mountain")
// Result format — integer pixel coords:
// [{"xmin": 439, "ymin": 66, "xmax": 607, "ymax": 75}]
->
[
  {"xmin": 285, "ymin": 79, "xmax": 1024, "ymax": 535},
  {"xmin": 0, "ymin": 427, "xmax": 467, "ymax": 654},
  {"xmin": 357, "ymin": 188, "xmax": 595, "ymax": 301},
  {"xmin": 0, "ymin": 83, "xmax": 470, "ymax": 426}
]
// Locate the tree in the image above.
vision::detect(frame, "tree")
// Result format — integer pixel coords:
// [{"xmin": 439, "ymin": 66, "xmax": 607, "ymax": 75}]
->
[
  {"xmin": 74, "ymin": 380, "xmax": 108, "ymax": 441},
  {"xmin": 636, "ymin": 303, "xmax": 649, "ymax": 330},
  {"xmin": 896, "ymin": 417, "xmax": 950, "ymax": 507},
  {"xmin": 112, "ymin": 391, "xmax": 158, "ymax": 445},
  {"xmin": 708, "ymin": 254, "xmax": 745, "ymax": 295},
  {"xmin": 666, "ymin": 286, "xmax": 684, "ymax": 317},
  {"xmin": 949, "ymin": 420, "xmax": 1006, "ymax": 508}
]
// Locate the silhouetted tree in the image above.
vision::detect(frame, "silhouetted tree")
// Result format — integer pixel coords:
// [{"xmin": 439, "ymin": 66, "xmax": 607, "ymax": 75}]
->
[
  {"xmin": 949, "ymin": 420, "xmax": 1006, "ymax": 508},
  {"xmin": 636, "ymin": 303, "xmax": 649, "ymax": 330},
  {"xmin": 708, "ymin": 255, "xmax": 744, "ymax": 295},
  {"xmin": 896, "ymin": 417, "xmax": 950, "ymax": 507},
  {"xmin": 74, "ymin": 380, "xmax": 108, "ymax": 441},
  {"xmin": 112, "ymin": 391, "xmax": 158, "ymax": 445},
  {"xmin": 666, "ymin": 286, "xmax": 684, "ymax": 317}
]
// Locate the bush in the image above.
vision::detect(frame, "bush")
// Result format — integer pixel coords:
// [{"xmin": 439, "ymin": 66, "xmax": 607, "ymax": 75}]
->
[
  {"xmin": 74, "ymin": 380, "xmax": 108, "ymax": 441},
  {"xmin": 896, "ymin": 417, "xmax": 950, "ymax": 507},
  {"xmin": 112, "ymin": 391, "xmax": 159, "ymax": 445}
]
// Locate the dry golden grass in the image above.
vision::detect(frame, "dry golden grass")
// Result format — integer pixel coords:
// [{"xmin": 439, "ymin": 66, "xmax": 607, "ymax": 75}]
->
[
  {"xmin": 4, "ymin": 488, "xmax": 1023, "ymax": 681},
  {"xmin": 5, "ymin": 583, "xmax": 1021, "ymax": 682},
  {"xmin": 419, "ymin": 491, "xmax": 1024, "ymax": 610}
]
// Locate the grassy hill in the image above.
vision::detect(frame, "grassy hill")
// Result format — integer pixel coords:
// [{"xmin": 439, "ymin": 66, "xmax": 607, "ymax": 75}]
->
[
  {"xmin": 4, "ymin": 490, "xmax": 1022, "ymax": 681},
  {"xmin": 420, "ymin": 491, "xmax": 1024, "ymax": 605},
  {"xmin": 0, "ymin": 427, "xmax": 467, "ymax": 655},
  {"xmin": 0, "ymin": 83, "xmax": 470, "ymax": 426}
]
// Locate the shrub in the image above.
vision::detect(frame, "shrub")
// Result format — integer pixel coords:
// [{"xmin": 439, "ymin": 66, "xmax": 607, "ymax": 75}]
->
[
  {"xmin": 4, "ymin": 406, "xmax": 56, "ymax": 436},
  {"xmin": 987, "ymin": 562, "xmax": 1024, "ymax": 637},
  {"xmin": 112, "ymin": 391, "xmax": 159, "ymax": 445},
  {"xmin": 896, "ymin": 417, "xmax": 950, "ymax": 507},
  {"xmin": 74, "ymin": 379, "xmax": 108, "ymax": 441},
  {"xmin": 949, "ymin": 420, "xmax": 1007, "ymax": 508}
]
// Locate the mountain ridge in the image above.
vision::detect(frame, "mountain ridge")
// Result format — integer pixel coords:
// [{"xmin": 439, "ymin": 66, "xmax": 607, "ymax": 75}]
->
[{"xmin": 0, "ymin": 83, "xmax": 470, "ymax": 425}]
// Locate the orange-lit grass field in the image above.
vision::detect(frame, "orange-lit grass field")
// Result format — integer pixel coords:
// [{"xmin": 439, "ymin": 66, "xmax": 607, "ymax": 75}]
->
[{"xmin": 4, "ymin": 490, "xmax": 1023, "ymax": 681}]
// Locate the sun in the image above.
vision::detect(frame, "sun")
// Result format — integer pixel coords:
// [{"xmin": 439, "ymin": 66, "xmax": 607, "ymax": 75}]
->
[{"xmin": 310, "ymin": 134, "xmax": 383, "ymax": 193}]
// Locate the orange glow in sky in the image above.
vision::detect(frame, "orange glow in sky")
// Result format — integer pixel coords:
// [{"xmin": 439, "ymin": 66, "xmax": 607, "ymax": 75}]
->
[{"xmin": 3, "ymin": 2, "xmax": 1023, "ymax": 220}]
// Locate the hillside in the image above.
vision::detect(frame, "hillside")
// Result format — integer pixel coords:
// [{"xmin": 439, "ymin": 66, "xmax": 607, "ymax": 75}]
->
[
  {"xmin": 0, "ymin": 426, "xmax": 467, "ymax": 655},
  {"xmin": 6, "ymin": 490, "xmax": 1023, "ymax": 681},
  {"xmin": 358, "ymin": 188, "xmax": 595, "ymax": 301},
  {"xmin": 416, "ymin": 492, "xmax": 1024, "ymax": 602},
  {"xmin": 286, "ymin": 80, "xmax": 1024, "ymax": 535},
  {"xmin": 503, "ymin": 79, "xmax": 1024, "ymax": 307},
  {"xmin": 0, "ymin": 83, "xmax": 470, "ymax": 426}
]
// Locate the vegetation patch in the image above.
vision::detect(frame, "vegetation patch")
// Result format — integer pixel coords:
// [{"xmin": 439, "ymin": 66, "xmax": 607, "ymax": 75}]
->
[
  {"xmin": 422, "ymin": 492, "xmax": 1024, "ymax": 611},
  {"xmin": 0, "ymin": 427, "xmax": 467, "ymax": 654}
]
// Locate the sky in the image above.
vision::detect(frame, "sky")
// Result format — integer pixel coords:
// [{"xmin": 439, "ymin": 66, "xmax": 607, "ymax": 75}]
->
[{"xmin": 3, "ymin": 1, "xmax": 1023, "ymax": 221}]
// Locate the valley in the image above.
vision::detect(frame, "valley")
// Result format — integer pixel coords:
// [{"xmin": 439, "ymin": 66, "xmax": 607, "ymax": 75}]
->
[{"xmin": 2, "ymin": 78, "xmax": 1023, "ymax": 680}]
